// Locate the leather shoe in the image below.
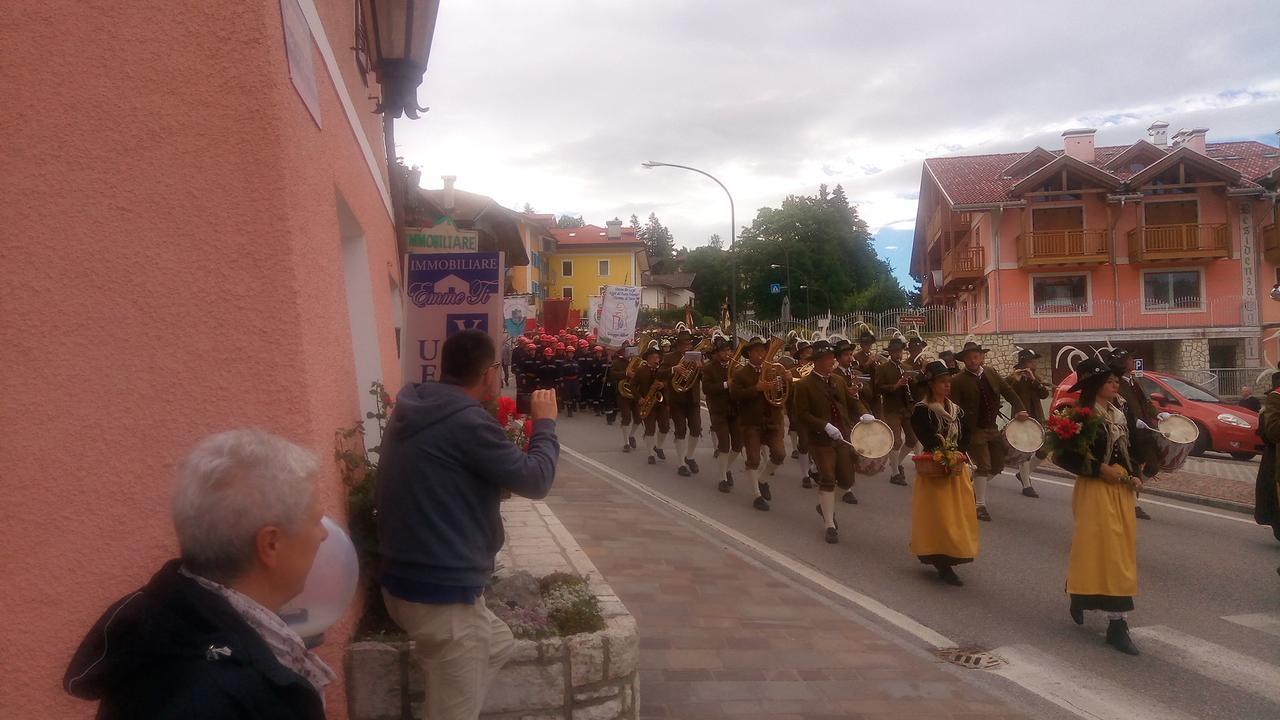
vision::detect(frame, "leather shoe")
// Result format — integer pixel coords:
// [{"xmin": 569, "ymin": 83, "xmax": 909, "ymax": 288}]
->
[
  {"xmin": 825, "ymin": 527, "xmax": 839, "ymax": 544},
  {"xmin": 1106, "ymin": 619, "xmax": 1140, "ymax": 656},
  {"xmin": 686, "ymin": 458, "xmax": 699, "ymax": 474},
  {"xmin": 1135, "ymin": 506, "xmax": 1151, "ymax": 520},
  {"xmin": 802, "ymin": 476, "xmax": 814, "ymax": 489},
  {"xmin": 622, "ymin": 444, "xmax": 631, "ymax": 453},
  {"xmin": 752, "ymin": 496, "xmax": 770, "ymax": 511},
  {"xmin": 677, "ymin": 466, "xmax": 691, "ymax": 477},
  {"xmin": 938, "ymin": 565, "xmax": 964, "ymax": 586},
  {"xmin": 654, "ymin": 448, "xmax": 665, "ymax": 460},
  {"xmin": 889, "ymin": 474, "xmax": 908, "ymax": 486},
  {"xmin": 842, "ymin": 490, "xmax": 858, "ymax": 504},
  {"xmin": 1022, "ymin": 486, "xmax": 1040, "ymax": 498},
  {"xmin": 647, "ymin": 455, "xmax": 656, "ymax": 465},
  {"xmin": 725, "ymin": 472, "xmax": 734, "ymax": 487},
  {"xmin": 1070, "ymin": 607, "xmax": 1084, "ymax": 625},
  {"xmin": 759, "ymin": 482, "xmax": 772, "ymax": 501},
  {"xmin": 629, "ymin": 437, "xmax": 637, "ymax": 448},
  {"xmin": 717, "ymin": 479, "xmax": 732, "ymax": 493},
  {"xmin": 976, "ymin": 505, "xmax": 992, "ymax": 522}
]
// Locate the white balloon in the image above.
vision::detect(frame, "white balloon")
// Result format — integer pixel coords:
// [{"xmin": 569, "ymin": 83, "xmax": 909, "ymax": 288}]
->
[{"xmin": 279, "ymin": 516, "xmax": 360, "ymax": 640}]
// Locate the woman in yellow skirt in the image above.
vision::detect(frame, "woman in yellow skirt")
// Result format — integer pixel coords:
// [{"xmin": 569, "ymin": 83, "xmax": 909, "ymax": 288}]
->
[
  {"xmin": 909, "ymin": 360, "xmax": 980, "ymax": 586},
  {"xmin": 1051, "ymin": 357, "xmax": 1142, "ymax": 655}
]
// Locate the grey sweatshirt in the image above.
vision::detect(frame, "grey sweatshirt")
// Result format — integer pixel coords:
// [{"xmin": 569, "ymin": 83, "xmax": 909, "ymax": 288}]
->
[{"xmin": 376, "ymin": 382, "xmax": 559, "ymax": 588}]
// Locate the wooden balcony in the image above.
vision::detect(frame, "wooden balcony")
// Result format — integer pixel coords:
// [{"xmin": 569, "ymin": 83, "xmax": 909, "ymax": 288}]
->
[
  {"xmin": 941, "ymin": 245, "xmax": 984, "ymax": 290},
  {"xmin": 927, "ymin": 206, "xmax": 973, "ymax": 247},
  {"xmin": 1016, "ymin": 229, "xmax": 1110, "ymax": 267},
  {"xmin": 1128, "ymin": 223, "xmax": 1230, "ymax": 262},
  {"xmin": 1264, "ymin": 224, "xmax": 1280, "ymax": 265}
]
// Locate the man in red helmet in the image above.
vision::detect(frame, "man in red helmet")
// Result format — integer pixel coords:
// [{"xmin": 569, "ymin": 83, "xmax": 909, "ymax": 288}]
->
[{"xmin": 535, "ymin": 346, "xmax": 561, "ymax": 400}]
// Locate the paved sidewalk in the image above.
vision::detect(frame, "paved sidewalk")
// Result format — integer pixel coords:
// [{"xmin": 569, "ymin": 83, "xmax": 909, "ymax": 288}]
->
[{"xmin": 542, "ymin": 457, "xmax": 1027, "ymax": 720}]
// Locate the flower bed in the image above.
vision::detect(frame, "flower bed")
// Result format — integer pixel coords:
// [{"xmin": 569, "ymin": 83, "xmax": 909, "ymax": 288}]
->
[{"xmin": 346, "ymin": 499, "xmax": 639, "ymax": 720}]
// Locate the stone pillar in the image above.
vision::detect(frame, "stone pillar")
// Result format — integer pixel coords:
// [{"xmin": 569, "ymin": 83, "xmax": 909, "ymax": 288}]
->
[{"xmin": 1177, "ymin": 338, "xmax": 1209, "ymax": 372}]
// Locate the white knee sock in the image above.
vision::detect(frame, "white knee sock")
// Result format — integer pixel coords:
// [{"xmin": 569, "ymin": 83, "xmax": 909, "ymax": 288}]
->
[
  {"xmin": 801, "ymin": 452, "xmax": 810, "ymax": 476},
  {"xmin": 897, "ymin": 444, "xmax": 913, "ymax": 468},
  {"xmin": 819, "ymin": 490, "xmax": 836, "ymax": 529},
  {"xmin": 973, "ymin": 475, "xmax": 989, "ymax": 507},
  {"xmin": 728, "ymin": 450, "xmax": 740, "ymax": 471},
  {"xmin": 620, "ymin": 422, "xmax": 630, "ymax": 443},
  {"xmin": 765, "ymin": 461, "xmax": 781, "ymax": 478},
  {"xmin": 746, "ymin": 467, "xmax": 762, "ymax": 497},
  {"xmin": 1030, "ymin": 455, "xmax": 1044, "ymax": 473},
  {"xmin": 1107, "ymin": 612, "xmax": 1127, "ymax": 621},
  {"xmin": 718, "ymin": 451, "xmax": 731, "ymax": 477},
  {"xmin": 628, "ymin": 423, "xmax": 638, "ymax": 439},
  {"xmin": 657, "ymin": 432, "xmax": 668, "ymax": 450},
  {"xmin": 684, "ymin": 435, "xmax": 698, "ymax": 460},
  {"xmin": 1018, "ymin": 460, "xmax": 1033, "ymax": 489}
]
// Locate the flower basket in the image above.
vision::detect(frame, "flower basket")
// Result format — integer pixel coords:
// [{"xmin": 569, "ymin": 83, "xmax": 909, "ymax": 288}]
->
[{"xmin": 912, "ymin": 456, "xmax": 962, "ymax": 480}]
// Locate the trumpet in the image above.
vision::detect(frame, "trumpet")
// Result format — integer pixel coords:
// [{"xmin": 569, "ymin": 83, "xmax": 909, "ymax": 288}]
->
[{"xmin": 618, "ymin": 332, "xmax": 655, "ymax": 400}]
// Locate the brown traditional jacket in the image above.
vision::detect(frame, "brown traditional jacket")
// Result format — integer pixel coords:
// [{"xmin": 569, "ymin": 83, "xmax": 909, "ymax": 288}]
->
[
  {"xmin": 874, "ymin": 360, "xmax": 915, "ymax": 417},
  {"xmin": 731, "ymin": 362, "xmax": 782, "ymax": 428},
  {"xmin": 659, "ymin": 350, "xmax": 701, "ymax": 404},
  {"xmin": 701, "ymin": 360, "xmax": 735, "ymax": 417},
  {"xmin": 1005, "ymin": 370, "xmax": 1051, "ymax": 422},
  {"xmin": 609, "ymin": 358, "xmax": 632, "ymax": 401},
  {"xmin": 632, "ymin": 363, "xmax": 664, "ymax": 406},
  {"xmin": 793, "ymin": 372, "xmax": 865, "ymax": 448},
  {"xmin": 1117, "ymin": 375, "xmax": 1156, "ymax": 423},
  {"xmin": 950, "ymin": 367, "xmax": 1025, "ymax": 434}
]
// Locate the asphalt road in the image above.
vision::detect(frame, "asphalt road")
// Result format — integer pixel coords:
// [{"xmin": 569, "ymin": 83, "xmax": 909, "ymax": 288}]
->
[{"xmin": 550, "ymin": 405, "xmax": 1280, "ymax": 720}]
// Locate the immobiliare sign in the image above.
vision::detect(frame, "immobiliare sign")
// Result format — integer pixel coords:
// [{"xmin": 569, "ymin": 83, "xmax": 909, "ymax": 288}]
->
[{"xmin": 404, "ymin": 218, "xmax": 478, "ymax": 253}]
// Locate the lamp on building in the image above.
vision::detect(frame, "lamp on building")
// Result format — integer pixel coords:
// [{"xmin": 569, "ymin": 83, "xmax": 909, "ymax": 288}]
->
[{"xmin": 364, "ymin": 0, "xmax": 441, "ymax": 119}]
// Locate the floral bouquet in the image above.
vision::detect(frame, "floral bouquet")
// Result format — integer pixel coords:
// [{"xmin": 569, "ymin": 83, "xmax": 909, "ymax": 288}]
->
[
  {"xmin": 912, "ymin": 438, "xmax": 968, "ymax": 479},
  {"xmin": 1044, "ymin": 405, "xmax": 1102, "ymax": 462},
  {"xmin": 496, "ymin": 396, "xmax": 534, "ymax": 452}
]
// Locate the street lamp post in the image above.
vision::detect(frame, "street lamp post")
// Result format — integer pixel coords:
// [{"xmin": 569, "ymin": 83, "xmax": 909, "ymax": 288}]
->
[
  {"xmin": 641, "ymin": 161, "xmax": 737, "ymax": 339},
  {"xmin": 772, "ymin": 263, "xmax": 825, "ymax": 318}
]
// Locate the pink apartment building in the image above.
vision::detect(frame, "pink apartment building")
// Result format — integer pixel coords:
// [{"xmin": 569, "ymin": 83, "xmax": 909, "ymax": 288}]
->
[
  {"xmin": 911, "ymin": 124, "xmax": 1280, "ymax": 386},
  {"xmin": 0, "ymin": 2, "xmax": 500, "ymax": 718}
]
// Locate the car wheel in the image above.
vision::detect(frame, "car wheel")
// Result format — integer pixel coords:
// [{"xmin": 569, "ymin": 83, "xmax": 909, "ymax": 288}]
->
[
  {"xmin": 1190, "ymin": 423, "xmax": 1210, "ymax": 457},
  {"xmin": 1230, "ymin": 452, "xmax": 1257, "ymax": 461}
]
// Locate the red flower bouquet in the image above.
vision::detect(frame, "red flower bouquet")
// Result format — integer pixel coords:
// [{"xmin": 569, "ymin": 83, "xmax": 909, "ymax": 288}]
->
[
  {"xmin": 1044, "ymin": 405, "xmax": 1102, "ymax": 460},
  {"xmin": 496, "ymin": 396, "xmax": 531, "ymax": 452}
]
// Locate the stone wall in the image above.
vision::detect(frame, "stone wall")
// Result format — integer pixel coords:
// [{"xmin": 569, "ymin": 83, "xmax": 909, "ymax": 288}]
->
[
  {"xmin": 346, "ymin": 500, "xmax": 639, "ymax": 720},
  {"xmin": 1176, "ymin": 338, "xmax": 1209, "ymax": 373}
]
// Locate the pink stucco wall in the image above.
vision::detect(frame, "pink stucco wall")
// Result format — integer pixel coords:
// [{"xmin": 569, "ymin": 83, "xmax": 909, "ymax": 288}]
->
[{"xmin": 3, "ymin": 2, "xmax": 400, "ymax": 717}]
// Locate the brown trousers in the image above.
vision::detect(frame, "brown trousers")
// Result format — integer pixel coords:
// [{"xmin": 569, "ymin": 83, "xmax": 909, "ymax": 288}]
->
[
  {"xmin": 642, "ymin": 403, "xmax": 671, "ymax": 436},
  {"xmin": 616, "ymin": 397, "xmax": 637, "ymax": 426},
  {"xmin": 965, "ymin": 426, "xmax": 1006, "ymax": 477},
  {"xmin": 743, "ymin": 423, "xmax": 785, "ymax": 470},
  {"xmin": 811, "ymin": 444, "xmax": 856, "ymax": 492},
  {"xmin": 710, "ymin": 412, "xmax": 743, "ymax": 454},
  {"xmin": 670, "ymin": 399, "xmax": 702, "ymax": 439}
]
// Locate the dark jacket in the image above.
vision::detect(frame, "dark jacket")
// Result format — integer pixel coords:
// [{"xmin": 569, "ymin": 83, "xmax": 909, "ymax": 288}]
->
[
  {"xmin": 910, "ymin": 401, "xmax": 968, "ymax": 453},
  {"xmin": 793, "ymin": 372, "xmax": 865, "ymax": 447},
  {"xmin": 1255, "ymin": 391, "xmax": 1280, "ymax": 530},
  {"xmin": 64, "ymin": 560, "xmax": 324, "ymax": 720},
  {"xmin": 874, "ymin": 359, "xmax": 914, "ymax": 417},
  {"xmin": 377, "ymin": 382, "xmax": 559, "ymax": 589},
  {"xmin": 701, "ymin": 360, "xmax": 735, "ymax": 417},
  {"xmin": 1005, "ymin": 370, "xmax": 1051, "ymax": 422},
  {"xmin": 950, "ymin": 367, "xmax": 1024, "ymax": 434},
  {"xmin": 1052, "ymin": 402, "xmax": 1138, "ymax": 479},
  {"xmin": 731, "ymin": 362, "xmax": 782, "ymax": 427}
]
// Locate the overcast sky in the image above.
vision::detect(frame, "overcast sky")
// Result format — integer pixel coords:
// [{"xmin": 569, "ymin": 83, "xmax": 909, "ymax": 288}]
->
[{"xmin": 396, "ymin": 0, "xmax": 1280, "ymax": 287}]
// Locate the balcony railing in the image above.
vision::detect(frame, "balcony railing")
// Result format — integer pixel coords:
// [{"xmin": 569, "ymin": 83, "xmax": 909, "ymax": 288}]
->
[
  {"xmin": 927, "ymin": 206, "xmax": 972, "ymax": 246},
  {"xmin": 1128, "ymin": 223, "xmax": 1229, "ymax": 262},
  {"xmin": 1263, "ymin": 223, "xmax": 1279, "ymax": 265},
  {"xmin": 1017, "ymin": 229, "xmax": 1109, "ymax": 266},
  {"xmin": 941, "ymin": 245, "xmax": 984, "ymax": 289}
]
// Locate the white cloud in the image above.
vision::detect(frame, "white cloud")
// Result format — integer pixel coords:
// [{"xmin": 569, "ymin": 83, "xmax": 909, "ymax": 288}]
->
[
  {"xmin": 882, "ymin": 245, "xmax": 899, "ymax": 251},
  {"xmin": 397, "ymin": 0, "xmax": 1280, "ymax": 258}
]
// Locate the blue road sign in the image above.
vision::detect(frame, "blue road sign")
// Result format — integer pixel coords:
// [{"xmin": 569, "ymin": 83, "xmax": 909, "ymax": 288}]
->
[{"xmin": 770, "ymin": 283, "xmax": 782, "ymax": 294}]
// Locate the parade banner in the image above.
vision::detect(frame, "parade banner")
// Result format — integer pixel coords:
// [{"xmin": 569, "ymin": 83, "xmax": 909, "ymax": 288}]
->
[
  {"xmin": 543, "ymin": 298, "xmax": 571, "ymax": 334},
  {"xmin": 401, "ymin": 252, "xmax": 504, "ymax": 386},
  {"xmin": 597, "ymin": 285, "xmax": 641, "ymax": 348},
  {"xmin": 587, "ymin": 295, "xmax": 603, "ymax": 336},
  {"xmin": 503, "ymin": 294, "xmax": 533, "ymax": 338}
]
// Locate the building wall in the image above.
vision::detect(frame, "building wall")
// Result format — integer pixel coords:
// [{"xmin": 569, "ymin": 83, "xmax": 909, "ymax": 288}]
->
[
  {"xmin": 548, "ymin": 251, "xmax": 639, "ymax": 310},
  {"xmin": 3, "ymin": 2, "xmax": 399, "ymax": 717}
]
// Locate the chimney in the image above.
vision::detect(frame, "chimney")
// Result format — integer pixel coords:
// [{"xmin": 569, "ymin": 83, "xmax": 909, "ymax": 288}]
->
[
  {"xmin": 1183, "ymin": 127, "xmax": 1209, "ymax": 154},
  {"xmin": 606, "ymin": 218, "xmax": 623, "ymax": 240},
  {"xmin": 441, "ymin": 175, "xmax": 456, "ymax": 211},
  {"xmin": 1062, "ymin": 128, "xmax": 1097, "ymax": 162},
  {"xmin": 1147, "ymin": 120, "xmax": 1169, "ymax": 146}
]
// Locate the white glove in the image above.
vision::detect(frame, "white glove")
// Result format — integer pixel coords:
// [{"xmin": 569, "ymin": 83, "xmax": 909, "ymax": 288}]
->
[
  {"xmin": 859, "ymin": 414, "xmax": 875, "ymax": 423},
  {"xmin": 1135, "ymin": 419, "xmax": 1150, "ymax": 431},
  {"xmin": 824, "ymin": 423, "xmax": 843, "ymax": 441},
  {"xmin": 1157, "ymin": 412, "xmax": 1171, "ymax": 422},
  {"xmin": 723, "ymin": 381, "xmax": 729, "ymax": 389}
]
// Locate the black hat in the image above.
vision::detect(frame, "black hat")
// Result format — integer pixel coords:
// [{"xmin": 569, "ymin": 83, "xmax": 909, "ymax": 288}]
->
[
  {"xmin": 810, "ymin": 340, "xmax": 835, "ymax": 359},
  {"xmin": 1102, "ymin": 347, "xmax": 1130, "ymax": 372},
  {"xmin": 833, "ymin": 338, "xmax": 854, "ymax": 354},
  {"xmin": 711, "ymin": 335, "xmax": 733, "ymax": 352},
  {"xmin": 939, "ymin": 349, "xmax": 955, "ymax": 359},
  {"xmin": 743, "ymin": 336, "xmax": 767, "ymax": 352},
  {"xmin": 921, "ymin": 360, "xmax": 959, "ymax": 382},
  {"xmin": 854, "ymin": 322, "xmax": 876, "ymax": 343},
  {"xmin": 886, "ymin": 334, "xmax": 907, "ymax": 351},
  {"xmin": 1068, "ymin": 357, "xmax": 1117, "ymax": 393},
  {"xmin": 957, "ymin": 339, "xmax": 989, "ymax": 359},
  {"xmin": 642, "ymin": 344, "xmax": 662, "ymax": 360},
  {"xmin": 906, "ymin": 330, "xmax": 927, "ymax": 348},
  {"xmin": 1016, "ymin": 348, "xmax": 1041, "ymax": 366}
]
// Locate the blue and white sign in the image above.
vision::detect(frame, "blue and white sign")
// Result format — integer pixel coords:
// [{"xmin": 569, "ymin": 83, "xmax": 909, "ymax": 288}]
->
[
  {"xmin": 1134, "ymin": 358, "xmax": 1144, "ymax": 378},
  {"xmin": 401, "ymin": 252, "xmax": 504, "ymax": 386},
  {"xmin": 770, "ymin": 283, "xmax": 782, "ymax": 295}
]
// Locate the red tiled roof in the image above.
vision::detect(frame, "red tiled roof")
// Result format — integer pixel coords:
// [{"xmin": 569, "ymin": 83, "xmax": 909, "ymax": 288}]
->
[
  {"xmin": 924, "ymin": 140, "xmax": 1280, "ymax": 206},
  {"xmin": 550, "ymin": 224, "xmax": 644, "ymax": 249}
]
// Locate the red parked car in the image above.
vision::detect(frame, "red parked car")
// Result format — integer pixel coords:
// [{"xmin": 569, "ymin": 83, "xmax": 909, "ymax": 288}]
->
[{"xmin": 1051, "ymin": 370, "xmax": 1262, "ymax": 460}]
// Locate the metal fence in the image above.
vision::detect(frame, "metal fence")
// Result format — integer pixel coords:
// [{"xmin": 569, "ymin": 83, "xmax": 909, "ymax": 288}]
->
[{"xmin": 1206, "ymin": 367, "xmax": 1271, "ymax": 398}]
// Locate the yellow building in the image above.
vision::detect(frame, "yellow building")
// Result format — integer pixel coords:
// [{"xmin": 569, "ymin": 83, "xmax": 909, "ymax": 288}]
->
[{"xmin": 547, "ymin": 220, "xmax": 649, "ymax": 312}]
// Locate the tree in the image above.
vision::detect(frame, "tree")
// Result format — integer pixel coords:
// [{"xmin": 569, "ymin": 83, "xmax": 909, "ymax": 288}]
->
[
  {"xmin": 555, "ymin": 214, "xmax": 585, "ymax": 228},
  {"xmin": 522, "ymin": 202, "xmax": 535, "ymax": 213},
  {"xmin": 708, "ymin": 233, "xmax": 723, "ymax": 250},
  {"xmin": 637, "ymin": 212, "xmax": 676, "ymax": 274},
  {"xmin": 682, "ymin": 245, "xmax": 731, "ymax": 320},
  {"xmin": 735, "ymin": 186, "xmax": 906, "ymax": 318}
]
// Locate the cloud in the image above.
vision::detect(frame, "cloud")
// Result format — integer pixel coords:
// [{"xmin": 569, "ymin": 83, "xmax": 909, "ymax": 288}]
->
[
  {"xmin": 398, "ymin": 0, "xmax": 1280, "ymax": 286},
  {"xmin": 882, "ymin": 245, "xmax": 899, "ymax": 251}
]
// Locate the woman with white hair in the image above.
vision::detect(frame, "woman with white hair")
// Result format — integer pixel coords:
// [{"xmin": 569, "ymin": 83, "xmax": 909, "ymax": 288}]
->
[{"xmin": 65, "ymin": 429, "xmax": 332, "ymax": 719}]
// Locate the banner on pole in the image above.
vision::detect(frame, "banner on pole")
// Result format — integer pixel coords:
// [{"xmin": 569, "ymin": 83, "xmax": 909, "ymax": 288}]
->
[
  {"xmin": 503, "ymin": 295, "xmax": 534, "ymax": 338},
  {"xmin": 597, "ymin": 285, "xmax": 641, "ymax": 348},
  {"xmin": 587, "ymin": 295, "xmax": 603, "ymax": 336},
  {"xmin": 401, "ymin": 252, "xmax": 504, "ymax": 387}
]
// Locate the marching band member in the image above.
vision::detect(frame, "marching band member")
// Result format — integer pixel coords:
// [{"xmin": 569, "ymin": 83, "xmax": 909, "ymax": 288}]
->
[
  {"xmin": 661, "ymin": 327, "xmax": 704, "ymax": 477},
  {"xmin": 794, "ymin": 340, "xmax": 873, "ymax": 544},
  {"xmin": 609, "ymin": 346, "xmax": 639, "ymax": 452},
  {"xmin": 939, "ymin": 349, "xmax": 958, "ymax": 371},
  {"xmin": 950, "ymin": 338, "xmax": 1027, "ymax": 522},
  {"xmin": 702, "ymin": 335, "xmax": 742, "ymax": 493},
  {"xmin": 874, "ymin": 333, "xmax": 918, "ymax": 486},
  {"xmin": 909, "ymin": 360, "xmax": 979, "ymax": 586},
  {"xmin": 787, "ymin": 340, "xmax": 817, "ymax": 487},
  {"xmin": 1006, "ymin": 348, "xmax": 1051, "ymax": 498},
  {"xmin": 730, "ymin": 336, "xmax": 786, "ymax": 511},
  {"xmin": 834, "ymin": 337, "xmax": 866, "ymax": 505},
  {"xmin": 1054, "ymin": 358, "xmax": 1142, "ymax": 656},
  {"xmin": 852, "ymin": 323, "xmax": 881, "ymax": 417},
  {"xmin": 1104, "ymin": 348, "xmax": 1159, "ymax": 520},
  {"xmin": 633, "ymin": 344, "xmax": 671, "ymax": 465}
]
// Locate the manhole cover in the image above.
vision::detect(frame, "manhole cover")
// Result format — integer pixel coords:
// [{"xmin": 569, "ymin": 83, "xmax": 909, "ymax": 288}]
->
[{"xmin": 934, "ymin": 646, "xmax": 1006, "ymax": 670}]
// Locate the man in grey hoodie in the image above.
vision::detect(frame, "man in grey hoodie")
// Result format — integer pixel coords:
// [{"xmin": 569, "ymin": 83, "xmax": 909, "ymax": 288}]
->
[{"xmin": 377, "ymin": 329, "xmax": 559, "ymax": 720}]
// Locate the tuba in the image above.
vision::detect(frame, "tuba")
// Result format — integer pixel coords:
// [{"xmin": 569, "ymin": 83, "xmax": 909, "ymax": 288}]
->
[
  {"xmin": 761, "ymin": 336, "xmax": 791, "ymax": 407},
  {"xmin": 670, "ymin": 324, "xmax": 710, "ymax": 394},
  {"xmin": 638, "ymin": 341, "xmax": 666, "ymax": 419}
]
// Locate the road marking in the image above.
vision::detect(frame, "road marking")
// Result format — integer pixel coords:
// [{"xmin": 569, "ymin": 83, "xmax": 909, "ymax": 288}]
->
[
  {"xmin": 1026, "ymin": 474, "xmax": 1255, "ymax": 525},
  {"xmin": 559, "ymin": 445, "xmax": 956, "ymax": 648},
  {"xmin": 987, "ymin": 644, "xmax": 1195, "ymax": 720},
  {"xmin": 1222, "ymin": 612, "xmax": 1280, "ymax": 638},
  {"xmin": 1128, "ymin": 624, "xmax": 1280, "ymax": 705}
]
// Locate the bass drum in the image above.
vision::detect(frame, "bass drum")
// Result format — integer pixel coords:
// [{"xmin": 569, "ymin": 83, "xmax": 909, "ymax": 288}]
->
[
  {"xmin": 850, "ymin": 419, "xmax": 894, "ymax": 476},
  {"xmin": 1154, "ymin": 414, "xmax": 1198, "ymax": 473}
]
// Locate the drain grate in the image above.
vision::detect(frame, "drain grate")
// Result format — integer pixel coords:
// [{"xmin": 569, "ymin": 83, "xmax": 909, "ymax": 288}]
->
[{"xmin": 934, "ymin": 646, "xmax": 1006, "ymax": 670}]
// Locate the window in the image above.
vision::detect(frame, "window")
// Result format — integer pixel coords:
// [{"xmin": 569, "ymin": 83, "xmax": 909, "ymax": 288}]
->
[
  {"xmin": 532, "ymin": 281, "xmax": 541, "ymax": 298},
  {"xmin": 562, "ymin": 287, "xmax": 573, "ymax": 299},
  {"xmin": 1142, "ymin": 270, "xmax": 1201, "ymax": 310},
  {"xmin": 353, "ymin": 0, "xmax": 371, "ymax": 86},
  {"xmin": 598, "ymin": 259, "xmax": 610, "ymax": 276},
  {"xmin": 562, "ymin": 260, "xmax": 573, "ymax": 277},
  {"xmin": 1160, "ymin": 376, "xmax": 1221, "ymax": 403},
  {"xmin": 1031, "ymin": 274, "xmax": 1089, "ymax": 315},
  {"xmin": 531, "ymin": 252, "xmax": 539, "ymax": 271},
  {"xmin": 1137, "ymin": 377, "xmax": 1165, "ymax": 401},
  {"xmin": 981, "ymin": 282, "xmax": 990, "ymax": 321}
]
